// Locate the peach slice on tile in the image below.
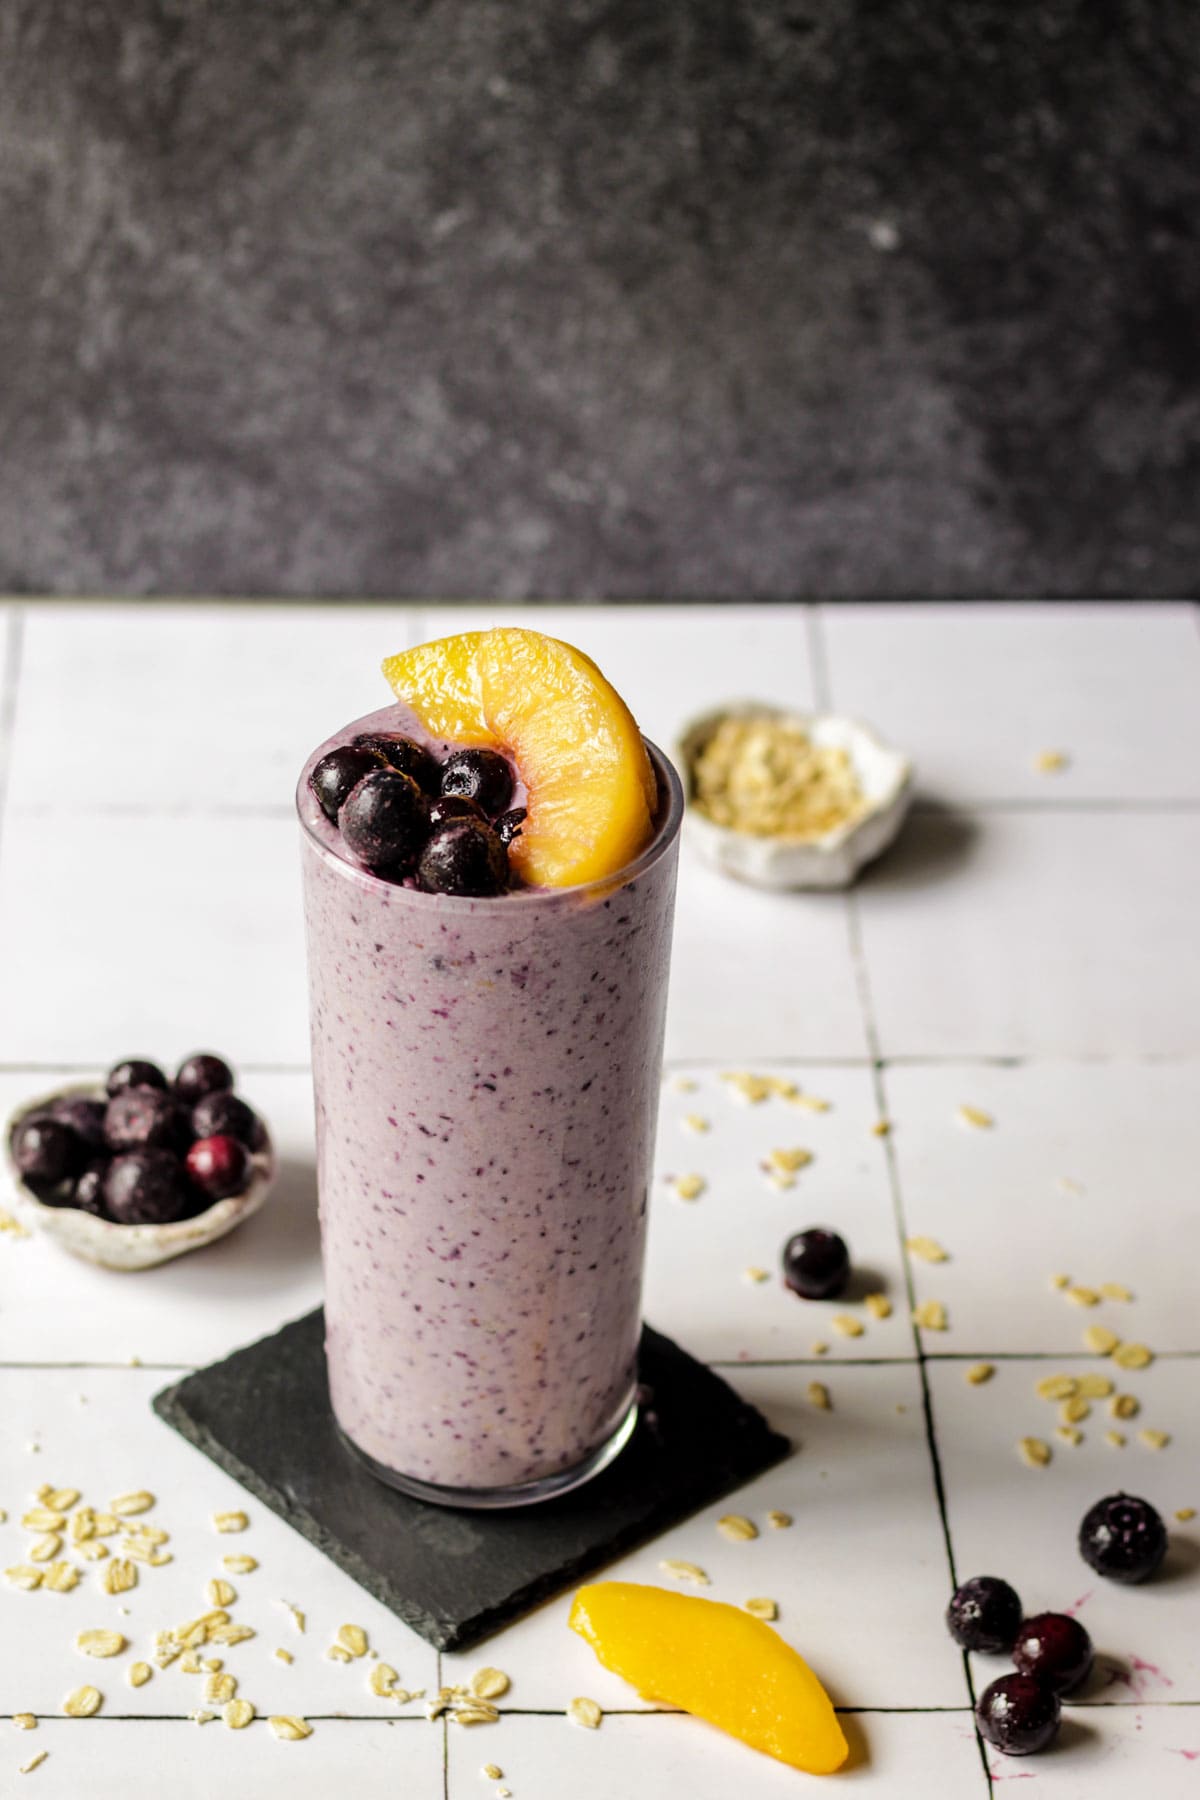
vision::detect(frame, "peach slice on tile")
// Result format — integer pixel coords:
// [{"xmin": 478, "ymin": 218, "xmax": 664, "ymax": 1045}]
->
[{"xmin": 569, "ymin": 1580, "xmax": 848, "ymax": 1774}]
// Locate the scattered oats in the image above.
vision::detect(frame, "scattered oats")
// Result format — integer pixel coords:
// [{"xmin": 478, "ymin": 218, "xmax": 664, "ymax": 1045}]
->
[
  {"xmin": 126, "ymin": 1524, "xmax": 169, "ymax": 1546},
  {"xmin": 76, "ymin": 1542, "xmax": 108, "ymax": 1565},
  {"xmin": 278, "ymin": 1601, "xmax": 306, "ymax": 1633},
  {"xmin": 743, "ymin": 1265, "xmax": 769, "ymax": 1284},
  {"xmin": 109, "ymin": 1491, "xmax": 154, "ymax": 1517},
  {"xmin": 206, "ymin": 1579, "xmax": 236, "ymax": 1608},
  {"xmin": 44, "ymin": 1488, "xmax": 79, "ymax": 1512},
  {"xmin": 1066, "ymin": 1286, "xmax": 1101, "ymax": 1308},
  {"xmin": 717, "ymin": 1513, "xmax": 758, "ymax": 1542},
  {"xmin": 767, "ymin": 1510, "xmax": 793, "ymax": 1530},
  {"xmin": 567, "ymin": 1696, "xmax": 602, "ymax": 1730},
  {"xmin": 831, "ymin": 1313, "xmax": 865, "ymax": 1337},
  {"xmin": 206, "ymin": 1673, "xmax": 238, "ymax": 1706},
  {"xmin": 269, "ymin": 1715, "xmax": 312, "ymax": 1742},
  {"xmin": 792, "ymin": 1093, "xmax": 831, "ymax": 1113},
  {"xmin": 671, "ymin": 1173, "xmax": 706, "ymax": 1202},
  {"xmin": 906, "ymin": 1236, "xmax": 949, "ymax": 1264},
  {"xmin": 659, "ymin": 1559, "xmax": 710, "ymax": 1584},
  {"xmin": 1057, "ymin": 1176, "xmax": 1084, "ymax": 1195},
  {"xmin": 222, "ymin": 1555, "xmax": 257, "ymax": 1574},
  {"xmin": 0, "ymin": 1206, "xmax": 30, "ymax": 1238},
  {"xmin": 1049, "ymin": 1273, "xmax": 1071, "ymax": 1290},
  {"xmin": 471, "ymin": 1668, "xmax": 510, "ymax": 1701},
  {"xmin": 328, "ymin": 1644, "xmax": 353, "ymax": 1664},
  {"xmin": 1083, "ymin": 1326, "xmax": 1120, "ymax": 1356},
  {"xmin": 810, "ymin": 1341, "xmax": 829, "ymax": 1356},
  {"xmin": 203, "ymin": 1658, "xmax": 223, "ymax": 1674},
  {"xmin": 98, "ymin": 1555, "xmax": 136, "ymax": 1598},
  {"xmin": 744, "ymin": 1597, "xmax": 778, "ymax": 1620},
  {"xmin": 1099, "ymin": 1283, "xmax": 1133, "ymax": 1303},
  {"xmin": 482, "ymin": 1767, "xmax": 504, "ymax": 1782},
  {"xmin": 212, "ymin": 1510, "xmax": 248, "ymax": 1534},
  {"xmin": 0, "ymin": 1508, "xmax": 6, "ymax": 1523},
  {"xmin": 1018, "ymin": 1437, "xmax": 1052, "ymax": 1468},
  {"xmin": 1034, "ymin": 750, "xmax": 1070, "ymax": 774},
  {"xmin": 180, "ymin": 1652, "xmax": 204, "ymax": 1675},
  {"xmin": 1104, "ymin": 1430, "xmax": 1127, "ymax": 1449},
  {"xmin": 62, "ymin": 1685, "xmax": 102, "ymax": 1718},
  {"xmin": 337, "ymin": 1624, "xmax": 368, "ymax": 1658},
  {"xmin": 871, "ymin": 1118, "xmax": 891, "ymax": 1137},
  {"xmin": 913, "ymin": 1300, "xmax": 948, "ymax": 1331},
  {"xmin": 77, "ymin": 1630, "xmax": 126, "ymax": 1659},
  {"xmin": 1174, "ymin": 1508, "xmax": 1195, "ymax": 1522},
  {"xmin": 767, "ymin": 1147, "xmax": 813, "ymax": 1175},
  {"xmin": 189, "ymin": 1709, "xmax": 216, "ymax": 1726},
  {"xmin": 1076, "ymin": 1373, "xmax": 1114, "ymax": 1399},
  {"xmin": 1139, "ymin": 1429, "xmax": 1171, "ymax": 1452},
  {"xmin": 127, "ymin": 1663, "xmax": 152, "ymax": 1688},
  {"xmin": 22, "ymin": 1508, "xmax": 66, "ymax": 1532},
  {"xmin": 669, "ymin": 1075, "xmax": 698, "ymax": 1093},
  {"xmin": 957, "ymin": 1105, "xmax": 994, "ymax": 1130},
  {"xmin": 13, "ymin": 1714, "xmax": 36, "ymax": 1730},
  {"xmin": 42, "ymin": 1562, "xmax": 80, "ymax": 1593},
  {"xmin": 275, "ymin": 1649, "xmax": 294, "ymax": 1665},
  {"xmin": 496, "ymin": 1788, "xmax": 511, "ymax": 1798},
  {"xmin": 26, "ymin": 1443, "xmax": 41, "ymax": 1455},
  {"xmin": 1113, "ymin": 1342, "xmax": 1154, "ymax": 1371},
  {"xmin": 453, "ymin": 1702, "xmax": 501, "ymax": 1727},
  {"xmin": 19, "ymin": 1751, "xmax": 48, "ymax": 1774},
  {"xmin": 28, "ymin": 1534, "xmax": 61, "ymax": 1563},
  {"xmin": 210, "ymin": 1624, "xmax": 255, "ymax": 1647},
  {"xmin": 6, "ymin": 1566, "xmax": 44, "ymax": 1590},
  {"xmin": 370, "ymin": 1662, "xmax": 400, "ymax": 1697},
  {"xmin": 91, "ymin": 1513, "xmax": 120, "ymax": 1537},
  {"xmin": 121, "ymin": 1539, "xmax": 172, "ymax": 1566},
  {"xmin": 965, "ymin": 1363, "xmax": 995, "ymax": 1386},
  {"xmin": 864, "ymin": 1292, "xmax": 892, "ymax": 1320},
  {"xmin": 224, "ymin": 1699, "xmax": 255, "ymax": 1730},
  {"xmin": 765, "ymin": 1172, "xmax": 796, "ymax": 1192},
  {"xmin": 1036, "ymin": 1375, "xmax": 1078, "ymax": 1401},
  {"xmin": 806, "ymin": 1382, "xmax": 832, "ymax": 1412},
  {"xmin": 127, "ymin": 1356, "xmax": 141, "ymax": 1367},
  {"xmin": 1056, "ymin": 1427, "xmax": 1084, "ymax": 1447},
  {"xmin": 681, "ymin": 1113, "xmax": 710, "ymax": 1134},
  {"xmin": 1060, "ymin": 1397, "xmax": 1091, "ymax": 1425}
]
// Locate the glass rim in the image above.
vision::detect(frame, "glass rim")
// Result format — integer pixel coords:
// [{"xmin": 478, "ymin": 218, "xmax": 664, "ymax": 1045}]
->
[{"xmin": 296, "ymin": 735, "xmax": 685, "ymax": 909}]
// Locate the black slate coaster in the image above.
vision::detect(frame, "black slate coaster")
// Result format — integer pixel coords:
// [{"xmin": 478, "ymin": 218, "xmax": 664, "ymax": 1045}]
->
[{"xmin": 153, "ymin": 1309, "xmax": 789, "ymax": 1652}]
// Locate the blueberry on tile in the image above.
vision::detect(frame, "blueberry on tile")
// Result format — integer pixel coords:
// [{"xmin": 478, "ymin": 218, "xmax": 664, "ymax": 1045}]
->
[
  {"xmin": 945, "ymin": 1575, "xmax": 1022, "ymax": 1654},
  {"xmin": 104, "ymin": 1149, "xmax": 192, "ymax": 1224},
  {"xmin": 781, "ymin": 1228, "xmax": 850, "ymax": 1301},
  {"xmin": 1078, "ymin": 1492, "xmax": 1168, "ymax": 1584},
  {"xmin": 1012, "ymin": 1612, "xmax": 1093, "ymax": 1694},
  {"xmin": 106, "ymin": 1059, "xmax": 167, "ymax": 1097},
  {"xmin": 976, "ymin": 1673, "xmax": 1060, "ymax": 1756},
  {"xmin": 417, "ymin": 818, "xmax": 509, "ymax": 897},
  {"xmin": 352, "ymin": 733, "xmax": 441, "ymax": 796},
  {"xmin": 339, "ymin": 769, "xmax": 429, "ymax": 875},
  {"xmin": 309, "ymin": 744, "xmax": 388, "ymax": 824},
  {"xmin": 174, "ymin": 1053, "xmax": 234, "ymax": 1105},
  {"xmin": 440, "ymin": 748, "xmax": 514, "ymax": 817}
]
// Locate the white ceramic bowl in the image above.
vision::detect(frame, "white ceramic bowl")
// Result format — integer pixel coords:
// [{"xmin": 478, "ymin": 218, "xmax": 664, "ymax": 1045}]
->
[
  {"xmin": 676, "ymin": 703, "xmax": 914, "ymax": 891},
  {"xmin": 4, "ymin": 1082, "xmax": 276, "ymax": 1271}
]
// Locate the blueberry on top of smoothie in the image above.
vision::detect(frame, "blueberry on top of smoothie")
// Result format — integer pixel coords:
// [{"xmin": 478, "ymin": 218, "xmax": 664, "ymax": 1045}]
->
[
  {"xmin": 174, "ymin": 1052, "xmax": 234, "ymax": 1104},
  {"xmin": 427, "ymin": 793, "xmax": 487, "ymax": 830},
  {"xmin": 192, "ymin": 1089, "xmax": 266, "ymax": 1152},
  {"xmin": 352, "ymin": 732, "xmax": 441, "ymax": 796},
  {"xmin": 496, "ymin": 806, "xmax": 527, "ymax": 846},
  {"xmin": 339, "ymin": 768, "xmax": 429, "ymax": 875},
  {"xmin": 440, "ymin": 748, "xmax": 515, "ymax": 817},
  {"xmin": 418, "ymin": 817, "xmax": 509, "ymax": 897},
  {"xmin": 13, "ymin": 1116, "xmax": 87, "ymax": 1185},
  {"xmin": 106, "ymin": 1058, "xmax": 167, "ymax": 1097},
  {"xmin": 310, "ymin": 743, "xmax": 388, "ymax": 824}
]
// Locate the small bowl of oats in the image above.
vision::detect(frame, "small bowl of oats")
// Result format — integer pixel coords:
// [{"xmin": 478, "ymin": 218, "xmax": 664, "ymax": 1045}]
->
[{"xmin": 676, "ymin": 704, "xmax": 913, "ymax": 890}]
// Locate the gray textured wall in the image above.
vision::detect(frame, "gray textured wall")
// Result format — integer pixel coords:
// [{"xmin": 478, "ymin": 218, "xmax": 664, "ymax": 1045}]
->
[{"xmin": 1, "ymin": 1, "xmax": 1198, "ymax": 599}]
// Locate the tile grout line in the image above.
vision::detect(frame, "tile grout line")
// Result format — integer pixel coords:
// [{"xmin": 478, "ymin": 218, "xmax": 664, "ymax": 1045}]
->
[{"xmin": 843, "ymin": 884, "xmax": 994, "ymax": 1797}]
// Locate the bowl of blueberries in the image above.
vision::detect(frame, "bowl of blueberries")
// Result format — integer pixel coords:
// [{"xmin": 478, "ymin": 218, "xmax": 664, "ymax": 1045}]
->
[{"xmin": 4, "ymin": 1052, "xmax": 274, "ymax": 1271}]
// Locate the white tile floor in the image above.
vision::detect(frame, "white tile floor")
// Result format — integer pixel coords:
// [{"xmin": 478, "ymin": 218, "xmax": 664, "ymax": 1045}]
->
[{"xmin": 0, "ymin": 599, "xmax": 1197, "ymax": 1798}]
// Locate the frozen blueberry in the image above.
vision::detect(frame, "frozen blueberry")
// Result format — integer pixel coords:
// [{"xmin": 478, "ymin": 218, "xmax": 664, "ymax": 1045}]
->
[
  {"xmin": 1079, "ymin": 1492, "xmax": 1168, "ymax": 1584},
  {"xmin": 104, "ymin": 1149, "xmax": 192, "ymax": 1225},
  {"xmin": 191, "ymin": 1090, "xmax": 265, "ymax": 1152},
  {"xmin": 309, "ymin": 743, "xmax": 388, "ymax": 824},
  {"xmin": 440, "ymin": 748, "xmax": 514, "ymax": 817},
  {"xmin": 427, "ymin": 793, "xmax": 486, "ymax": 830},
  {"xmin": 976, "ymin": 1673, "xmax": 1060, "ymax": 1756},
  {"xmin": 945, "ymin": 1576, "xmax": 1023, "ymax": 1654},
  {"xmin": 186, "ymin": 1134, "xmax": 253, "ymax": 1202},
  {"xmin": 495, "ymin": 806, "xmax": 527, "ymax": 846},
  {"xmin": 105, "ymin": 1087, "xmax": 185, "ymax": 1153},
  {"xmin": 781, "ymin": 1227, "xmax": 850, "ymax": 1301},
  {"xmin": 339, "ymin": 768, "xmax": 428, "ymax": 875},
  {"xmin": 73, "ymin": 1161, "xmax": 110, "ymax": 1217},
  {"xmin": 417, "ymin": 817, "xmax": 509, "ymax": 897},
  {"xmin": 1012, "ymin": 1612, "xmax": 1093, "ymax": 1694},
  {"xmin": 49, "ymin": 1095, "xmax": 108, "ymax": 1153},
  {"xmin": 13, "ymin": 1116, "xmax": 87, "ymax": 1185},
  {"xmin": 106, "ymin": 1058, "xmax": 167, "ymax": 1097},
  {"xmin": 174, "ymin": 1053, "xmax": 234, "ymax": 1105},
  {"xmin": 352, "ymin": 732, "xmax": 440, "ymax": 795}
]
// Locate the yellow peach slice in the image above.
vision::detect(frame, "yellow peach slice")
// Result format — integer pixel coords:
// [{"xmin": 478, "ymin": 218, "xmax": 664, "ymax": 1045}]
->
[
  {"xmin": 382, "ymin": 629, "xmax": 657, "ymax": 888},
  {"xmin": 569, "ymin": 1581, "xmax": 848, "ymax": 1774}
]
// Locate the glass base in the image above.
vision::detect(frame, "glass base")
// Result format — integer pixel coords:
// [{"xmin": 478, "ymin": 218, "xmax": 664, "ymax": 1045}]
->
[{"xmin": 336, "ymin": 1397, "xmax": 639, "ymax": 1511}]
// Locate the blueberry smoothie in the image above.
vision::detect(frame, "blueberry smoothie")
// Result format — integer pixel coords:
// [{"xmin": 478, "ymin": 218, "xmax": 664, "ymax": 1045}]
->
[{"xmin": 298, "ymin": 638, "xmax": 682, "ymax": 1505}]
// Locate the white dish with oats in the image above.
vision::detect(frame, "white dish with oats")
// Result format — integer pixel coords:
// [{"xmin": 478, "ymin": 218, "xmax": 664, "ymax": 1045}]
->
[{"xmin": 675, "ymin": 703, "xmax": 913, "ymax": 890}]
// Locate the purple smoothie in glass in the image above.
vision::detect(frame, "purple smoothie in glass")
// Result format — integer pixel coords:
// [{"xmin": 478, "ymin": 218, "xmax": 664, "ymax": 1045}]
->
[{"xmin": 297, "ymin": 703, "xmax": 683, "ymax": 1506}]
